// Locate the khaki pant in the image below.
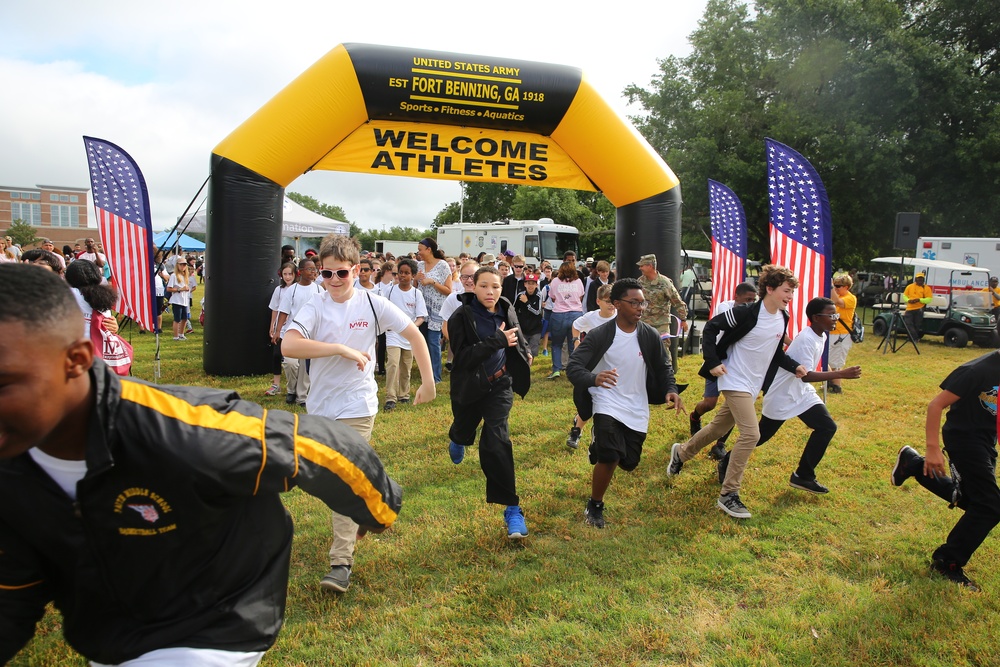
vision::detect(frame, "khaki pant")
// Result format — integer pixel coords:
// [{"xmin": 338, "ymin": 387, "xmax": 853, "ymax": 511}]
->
[
  {"xmin": 329, "ymin": 415, "xmax": 376, "ymax": 567},
  {"xmin": 384, "ymin": 346, "xmax": 413, "ymax": 403},
  {"xmin": 678, "ymin": 391, "xmax": 759, "ymax": 496},
  {"xmin": 281, "ymin": 356, "xmax": 310, "ymax": 402}
]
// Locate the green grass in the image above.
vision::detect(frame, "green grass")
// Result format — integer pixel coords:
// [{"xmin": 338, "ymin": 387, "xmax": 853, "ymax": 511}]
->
[{"xmin": 12, "ymin": 306, "xmax": 1000, "ymax": 666}]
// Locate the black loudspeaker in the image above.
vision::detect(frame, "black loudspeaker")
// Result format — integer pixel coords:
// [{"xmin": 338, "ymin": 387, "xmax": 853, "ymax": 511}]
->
[{"xmin": 894, "ymin": 212, "xmax": 920, "ymax": 250}]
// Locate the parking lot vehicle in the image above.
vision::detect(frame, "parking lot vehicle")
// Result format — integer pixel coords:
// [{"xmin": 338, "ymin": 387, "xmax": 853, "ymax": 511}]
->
[{"xmin": 870, "ymin": 256, "xmax": 998, "ymax": 348}]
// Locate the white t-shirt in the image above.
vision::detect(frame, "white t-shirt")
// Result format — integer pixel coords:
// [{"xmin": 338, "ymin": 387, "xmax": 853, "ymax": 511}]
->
[
  {"xmin": 383, "ymin": 284, "xmax": 427, "ymax": 350},
  {"xmin": 712, "ymin": 300, "xmax": 736, "ymax": 343},
  {"xmin": 287, "ymin": 290, "xmax": 413, "ymax": 419},
  {"xmin": 763, "ymin": 325, "xmax": 825, "ymax": 420},
  {"xmin": 354, "ymin": 279, "xmax": 376, "ymax": 292},
  {"xmin": 268, "ymin": 284, "xmax": 286, "ymax": 311},
  {"xmin": 439, "ymin": 292, "xmax": 464, "ymax": 325},
  {"xmin": 278, "ymin": 282, "xmax": 324, "ymax": 336},
  {"xmin": 719, "ymin": 306, "xmax": 785, "ymax": 395},
  {"xmin": 167, "ymin": 273, "xmax": 193, "ymax": 308},
  {"xmin": 588, "ymin": 326, "xmax": 650, "ymax": 433},
  {"xmin": 573, "ymin": 310, "xmax": 616, "ymax": 335},
  {"xmin": 28, "ymin": 447, "xmax": 87, "ymax": 500},
  {"xmin": 91, "ymin": 647, "xmax": 263, "ymax": 667},
  {"xmin": 71, "ymin": 288, "xmax": 112, "ymax": 339}
]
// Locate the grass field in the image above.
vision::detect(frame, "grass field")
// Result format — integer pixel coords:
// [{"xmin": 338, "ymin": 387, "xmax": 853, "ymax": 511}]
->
[{"xmin": 12, "ymin": 307, "xmax": 1000, "ymax": 666}]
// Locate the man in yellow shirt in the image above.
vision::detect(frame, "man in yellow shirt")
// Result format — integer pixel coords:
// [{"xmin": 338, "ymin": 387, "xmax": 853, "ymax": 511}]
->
[
  {"xmin": 903, "ymin": 272, "xmax": 933, "ymax": 341},
  {"xmin": 829, "ymin": 275, "xmax": 857, "ymax": 394}
]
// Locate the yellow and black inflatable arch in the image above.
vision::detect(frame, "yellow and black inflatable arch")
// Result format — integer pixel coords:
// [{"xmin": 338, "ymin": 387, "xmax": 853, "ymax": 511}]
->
[{"xmin": 206, "ymin": 44, "xmax": 681, "ymax": 375}]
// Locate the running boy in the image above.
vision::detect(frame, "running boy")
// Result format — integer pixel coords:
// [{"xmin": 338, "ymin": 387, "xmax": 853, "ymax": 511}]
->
[
  {"xmin": 0, "ymin": 264, "xmax": 401, "ymax": 665},
  {"xmin": 716, "ymin": 297, "xmax": 862, "ymax": 493},
  {"xmin": 667, "ymin": 264, "xmax": 806, "ymax": 519},
  {"xmin": 281, "ymin": 235, "xmax": 435, "ymax": 593},
  {"xmin": 446, "ymin": 265, "xmax": 532, "ymax": 539},
  {"xmin": 566, "ymin": 278, "xmax": 683, "ymax": 528},
  {"xmin": 890, "ymin": 349, "xmax": 1000, "ymax": 591},
  {"xmin": 566, "ymin": 283, "xmax": 617, "ymax": 450}
]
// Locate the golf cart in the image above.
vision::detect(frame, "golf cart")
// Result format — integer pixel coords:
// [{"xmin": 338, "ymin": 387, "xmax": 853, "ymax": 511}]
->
[{"xmin": 870, "ymin": 257, "xmax": 999, "ymax": 348}]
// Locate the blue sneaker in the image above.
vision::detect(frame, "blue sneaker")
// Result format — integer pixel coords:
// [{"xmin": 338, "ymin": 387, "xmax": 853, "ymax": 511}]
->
[
  {"xmin": 504, "ymin": 505, "xmax": 528, "ymax": 539},
  {"xmin": 448, "ymin": 440, "xmax": 465, "ymax": 464}
]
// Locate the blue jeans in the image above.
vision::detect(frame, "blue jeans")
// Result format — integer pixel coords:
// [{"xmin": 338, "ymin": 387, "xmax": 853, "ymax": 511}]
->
[
  {"xmin": 549, "ymin": 310, "xmax": 580, "ymax": 372},
  {"xmin": 426, "ymin": 327, "xmax": 443, "ymax": 382}
]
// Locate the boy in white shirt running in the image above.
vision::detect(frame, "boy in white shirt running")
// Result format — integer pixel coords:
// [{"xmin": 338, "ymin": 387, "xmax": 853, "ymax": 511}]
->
[
  {"xmin": 281, "ymin": 235, "xmax": 435, "ymax": 593},
  {"xmin": 717, "ymin": 297, "xmax": 862, "ymax": 493}
]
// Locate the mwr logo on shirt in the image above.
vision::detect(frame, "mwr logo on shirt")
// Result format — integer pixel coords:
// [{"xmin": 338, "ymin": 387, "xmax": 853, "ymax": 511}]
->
[{"xmin": 349, "ymin": 319, "xmax": 370, "ymax": 330}]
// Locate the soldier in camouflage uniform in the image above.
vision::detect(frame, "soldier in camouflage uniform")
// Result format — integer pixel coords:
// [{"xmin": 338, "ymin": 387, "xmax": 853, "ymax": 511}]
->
[{"xmin": 637, "ymin": 254, "xmax": 688, "ymax": 354}]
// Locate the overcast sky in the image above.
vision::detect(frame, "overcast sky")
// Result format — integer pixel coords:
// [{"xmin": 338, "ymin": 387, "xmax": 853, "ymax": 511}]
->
[{"xmin": 1, "ymin": 0, "xmax": 708, "ymax": 232}]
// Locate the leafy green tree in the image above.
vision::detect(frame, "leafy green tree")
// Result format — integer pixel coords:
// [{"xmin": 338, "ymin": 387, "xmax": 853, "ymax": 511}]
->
[
  {"xmin": 626, "ymin": 0, "xmax": 1000, "ymax": 267},
  {"xmin": 3, "ymin": 220, "xmax": 40, "ymax": 248}
]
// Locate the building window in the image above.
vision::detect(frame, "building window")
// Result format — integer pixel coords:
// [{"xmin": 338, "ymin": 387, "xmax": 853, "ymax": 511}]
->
[
  {"xmin": 31, "ymin": 193, "xmax": 40, "ymax": 200},
  {"xmin": 70, "ymin": 195, "xmax": 79, "ymax": 203},
  {"xmin": 59, "ymin": 194, "xmax": 69, "ymax": 202},
  {"xmin": 10, "ymin": 192, "xmax": 19, "ymax": 199},
  {"xmin": 49, "ymin": 194, "xmax": 58, "ymax": 201},
  {"xmin": 11, "ymin": 202, "xmax": 41, "ymax": 224},
  {"xmin": 50, "ymin": 204, "xmax": 79, "ymax": 227}
]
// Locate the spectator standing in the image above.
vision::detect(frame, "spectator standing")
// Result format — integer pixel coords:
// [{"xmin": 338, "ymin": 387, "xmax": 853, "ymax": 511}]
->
[
  {"xmin": 903, "ymin": 272, "xmax": 933, "ymax": 341},
  {"xmin": 264, "ymin": 262, "xmax": 298, "ymax": 397},
  {"xmin": 381, "ymin": 258, "xmax": 428, "ymax": 411},
  {"xmin": 166, "ymin": 258, "xmax": 193, "ymax": 340},
  {"xmin": 828, "ymin": 274, "xmax": 858, "ymax": 394},
  {"xmin": 637, "ymin": 254, "xmax": 688, "ymax": 354},
  {"xmin": 38, "ymin": 238, "xmax": 67, "ymax": 271},
  {"xmin": 275, "ymin": 259, "xmax": 324, "ymax": 406},
  {"xmin": 415, "ymin": 237, "xmax": 452, "ymax": 383},
  {"xmin": 77, "ymin": 238, "xmax": 107, "ymax": 273},
  {"xmin": 679, "ymin": 263, "xmax": 698, "ymax": 312},
  {"xmin": 546, "ymin": 261, "xmax": 586, "ymax": 379}
]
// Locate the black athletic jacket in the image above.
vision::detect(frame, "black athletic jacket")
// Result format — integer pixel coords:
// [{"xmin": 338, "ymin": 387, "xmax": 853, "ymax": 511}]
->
[
  {"xmin": 700, "ymin": 299, "xmax": 802, "ymax": 394},
  {"xmin": 448, "ymin": 293, "xmax": 531, "ymax": 404},
  {"xmin": 566, "ymin": 319, "xmax": 678, "ymax": 421},
  {"xmin": 0, "ymin": 361, "xmax": 402, "ymax": 665}
]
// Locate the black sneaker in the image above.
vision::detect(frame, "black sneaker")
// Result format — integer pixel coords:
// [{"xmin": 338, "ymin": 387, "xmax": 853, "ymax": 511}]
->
[
  {"xmin": 285, "ymin": 393, "xmax": 296, "ymax": 405},
  {"xmin": 689, "ymin": 411, "xmax": 702, "ymax": 437},
  {"xmin": 320, "ymin": 565, "xmax": 351, "ymax": 593},
  {"xmin": 567, "ymin": 426, "xmax": 582, "ymax": 450},
  {"xmin": 709, "ymin": 442, "xmax": 727, "ymax": 461},
  {"xmin": 584, "ymin": 498, "xmax": 606, "ymax": 528},
  {"xmin": 828, "ymin": 384, "xmax": 842, "ymax": 394},
  {"xmin": 717, "ymin": 492, "xmax": 751, "ymax": 519},
  {"xmin": 399, "ymin": 396, "xmax": 410, "ymax": 405},
  {"xmin": 789, "ymin": 472, "xmax": 829, "ymax": 494},
  {"xmin": 667, "ymin": 443, "xmax": 684, "ymax": 476},
  {"xmin": 383, "ymin": 400, "xmax": 396, "ymax": 412},
  {"xmin": 931, "ymin": 560, "xmax": 980, "ymax": 591},
  {"xmin": 891, "ymin": 446, "xmax": 922, "ymax": 487},
  {"xmin": 717, "ymin": 451, "xmax": 730, "ymax": 485}
]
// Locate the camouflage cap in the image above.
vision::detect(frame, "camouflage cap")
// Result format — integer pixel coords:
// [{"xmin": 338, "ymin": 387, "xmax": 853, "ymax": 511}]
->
[{"xmin": 636, "ymin": 254, "xmax": 657, "ymax": 267}]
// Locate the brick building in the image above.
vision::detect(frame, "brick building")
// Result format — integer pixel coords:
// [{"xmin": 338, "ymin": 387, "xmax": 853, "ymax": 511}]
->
[{"xmin": 0, "ymin": 184, "xmax": 92, "ymax": 250}]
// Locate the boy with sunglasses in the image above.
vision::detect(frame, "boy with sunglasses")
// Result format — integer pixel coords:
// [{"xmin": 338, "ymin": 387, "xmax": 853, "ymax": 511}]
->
[
  {"xmin": 281, "ymin": 235, "xmax": 435, "ymax": 594},
  {"xmin": 716, "ymin": 297, "xmax": 862, "ymax": 494}
]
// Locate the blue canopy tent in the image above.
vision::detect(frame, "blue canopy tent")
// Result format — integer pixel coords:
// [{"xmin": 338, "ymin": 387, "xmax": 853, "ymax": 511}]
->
[{"xmin": 153, "ymin": 231, "xmax": 206, "ymax": 252}]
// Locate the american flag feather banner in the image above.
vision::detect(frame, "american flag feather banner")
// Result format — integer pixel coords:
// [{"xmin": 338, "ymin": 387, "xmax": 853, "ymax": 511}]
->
[
  {"xmin": 707, "ymin": 179, "xmax": 748, "ymax": 318},
  {"xmin": 83, "ymin": 137, "xmax": 156, "ymax": 333},
  {"xmin": 766, "ymin": 138, "xmax": 832, "ymax": 340}
]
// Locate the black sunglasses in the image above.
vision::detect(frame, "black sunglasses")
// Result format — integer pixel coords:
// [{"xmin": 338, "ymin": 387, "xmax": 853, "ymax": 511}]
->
[{"xmin": 320, "ymin": 269, "xmax": 352, "ymax": 280}]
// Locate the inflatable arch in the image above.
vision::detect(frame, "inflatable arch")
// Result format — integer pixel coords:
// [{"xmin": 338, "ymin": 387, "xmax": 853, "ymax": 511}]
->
[{"xmin": 206, "ymin": 43, "xmax": 681, "ymax": 375}]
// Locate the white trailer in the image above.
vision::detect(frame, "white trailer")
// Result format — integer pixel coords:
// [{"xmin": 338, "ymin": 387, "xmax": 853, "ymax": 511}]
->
[
  {"xmin": 917, "ymin": 237, "xmax": 1000, "ymax": 292},
  {"xmin": 436, "ymin": 218, "xmax": 579, "ymax": 267},
  {"xmin": 374, "ymin": 239, "xmax": 421, "ymax": 257}
]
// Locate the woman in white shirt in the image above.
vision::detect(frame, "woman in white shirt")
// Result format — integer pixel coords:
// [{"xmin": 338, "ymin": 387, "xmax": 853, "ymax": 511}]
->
[{"xmin": 166, "ymin": 259, "xmax": 193, "ymax": 340}]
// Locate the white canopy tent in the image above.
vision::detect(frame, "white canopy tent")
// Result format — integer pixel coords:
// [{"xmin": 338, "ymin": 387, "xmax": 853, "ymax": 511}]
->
[{"xmin": 182, "ymin": 197, "xmax": 350, "ymax": 248}]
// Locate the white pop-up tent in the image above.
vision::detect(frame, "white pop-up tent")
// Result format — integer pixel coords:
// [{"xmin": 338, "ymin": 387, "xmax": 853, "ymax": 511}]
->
[{"xmin": 183, "ymin": 197, "xmax": 350, "ymax": 238}]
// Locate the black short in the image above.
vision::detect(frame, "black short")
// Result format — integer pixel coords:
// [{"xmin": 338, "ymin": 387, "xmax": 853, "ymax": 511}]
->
[{"xmin": 589, "ymin": 413, "xmax": 647, "ymax": 471}]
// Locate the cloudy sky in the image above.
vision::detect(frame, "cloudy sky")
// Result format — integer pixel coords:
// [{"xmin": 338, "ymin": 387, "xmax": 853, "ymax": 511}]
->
[{"xmin": 1, "ymin": 0, "xmax": 708, "ymax": 232}]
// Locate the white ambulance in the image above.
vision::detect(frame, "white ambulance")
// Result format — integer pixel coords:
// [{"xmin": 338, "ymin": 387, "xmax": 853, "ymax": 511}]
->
[{"xmin": 436, "ymin": 218, "xmax": 579, "ymax": 266}]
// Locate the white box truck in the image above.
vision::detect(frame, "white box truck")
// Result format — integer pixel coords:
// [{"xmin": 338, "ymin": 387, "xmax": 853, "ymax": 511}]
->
[
  {"xmin": 917, "ymin": 237, "xmax": 1000, "ymax": 291},
  {"xmin": 374, "ymin": 239, "xmax": 421, "ymax": 257},
  {"xmin": 436, "ymin": 218, "xmax": 579, "ymax": 267}
]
